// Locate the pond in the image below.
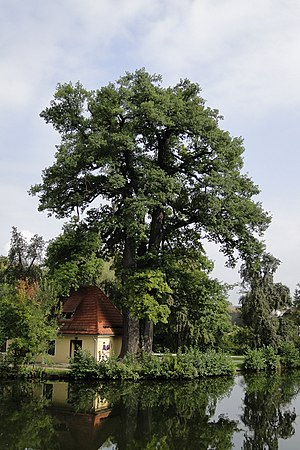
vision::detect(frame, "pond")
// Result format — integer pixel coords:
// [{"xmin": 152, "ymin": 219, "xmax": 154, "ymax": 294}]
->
[{"xmin": 1, "ymin": 372, "xmax": 300, "ymax": 449}]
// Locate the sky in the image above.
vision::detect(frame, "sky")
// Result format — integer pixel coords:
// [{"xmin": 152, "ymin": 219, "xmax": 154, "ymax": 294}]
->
[{"xmin": 1, "ymin": 0, "xmax": 300, "ymax": 304}]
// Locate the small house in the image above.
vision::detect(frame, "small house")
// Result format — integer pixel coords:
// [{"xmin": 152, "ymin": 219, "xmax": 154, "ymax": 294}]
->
[{"xmin": 49, "ymin": 285, "xmax": 123, "ymax": 364}]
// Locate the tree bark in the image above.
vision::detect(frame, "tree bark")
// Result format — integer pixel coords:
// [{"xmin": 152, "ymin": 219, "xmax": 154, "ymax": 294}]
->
[
  {"xmin": 120, "ymin": 235, "xmax": 141, "ymax": 357},
  {"xmin": 140, "ymin": 319, "xmax": 154, "ymax": 353},
  {"xmin": 120, "ymin": 309, "xmax": 140, "ymax": 357},
  {"xmin": 149, "ymin": 208, "xmax": 164, "ymax": 252},
  {"xmin": 137, "ymin": 208, "xmax": 165, "ymax": 354}
]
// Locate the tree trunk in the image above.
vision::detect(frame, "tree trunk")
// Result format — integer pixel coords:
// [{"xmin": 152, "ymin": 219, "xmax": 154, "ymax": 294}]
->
[
  {"xmin": 120, "ymin": 235, "xmax": 141, "ymax": 357},
  {"xmin": 140, "ymin": 319, "xmax": 154, "ymax": 353},
  {"xmin": 120, "ymin": 309, "xmax": 140, "ymax": 357},
  {"xmin": 137, "ymin": 207, "xmax": 165, "ymax": 354},
  {"xmin": 149, "ymin": 207, "xmax": 164, "ymax": 252}
]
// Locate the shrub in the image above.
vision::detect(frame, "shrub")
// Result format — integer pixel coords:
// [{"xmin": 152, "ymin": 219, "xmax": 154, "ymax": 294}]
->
[
  {"xmin": 140, "ymin": 352, "xmax": 177, "ymax": 379},
  {"xmin": 279, "ymin": 342, "xmax": 300, "ymax": 369},
  {"xmin": 172, "ymin": 350, "xmax": 199, "ymax": 379},
  {"xmin": 228, "ymin": 326, "xmax": 253, "ymax": 355},
  {"xmin": 70, "ymin": 349, "xmax": 99, "ymax": 379},
  {"xmin": 243, "ymin": 349, "xmax": 266, "ymax": 371},
  {"xmin": 179, "ymin": 349, "xmax": 235, "ymax": 377},
  {"xmin": 70, "ymin": 348, "xmax": 235, "ymax": 380},
  {"xmin": 99, "ymin": 354, "xmax": 141, "ymax": 380},
  {"xmin": 243, "ymin": 346, "xmax": 282, "ymax": 372},
  {"xmin": 263, "ymin": 346, "xmax": 281, "ymax": 371}
]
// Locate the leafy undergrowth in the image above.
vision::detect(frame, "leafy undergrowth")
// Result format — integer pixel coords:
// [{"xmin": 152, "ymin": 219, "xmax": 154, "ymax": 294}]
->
[{"xmin": 70, "ymin": 348, "xmax": 235, "ymax": 380}]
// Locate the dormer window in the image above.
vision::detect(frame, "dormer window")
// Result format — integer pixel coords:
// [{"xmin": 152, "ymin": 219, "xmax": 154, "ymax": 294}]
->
[{"xmin": 61, "ymin": 311, "xmax": 74, "ymax": 320}]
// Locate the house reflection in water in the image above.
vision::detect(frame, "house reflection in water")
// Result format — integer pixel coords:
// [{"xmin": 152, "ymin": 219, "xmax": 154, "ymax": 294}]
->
[{"xmin": 39, "ymin": 381, "xmax": 118, "ymax": 450}]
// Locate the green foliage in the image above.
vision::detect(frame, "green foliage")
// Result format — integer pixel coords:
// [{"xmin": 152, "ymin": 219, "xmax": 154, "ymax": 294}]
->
[
  {"xmin": 244, "ymin": 344, "xmax": 300, "ymax": 372},
  {"xmin": 240, "ymin": 253, "xmax": 292, "ymax": 349},
  {"xmin": 31, "ymin": 69, "xmax": 270, "ymax": 353},
  {"xmin": 0, "ymin": 382, "xmax": 58, "ymax": 449},
  {"xmin": 279, "ymin": 342, "xmax": 300, "ymax": 369},
  {"xmin": 278, "ymin": 313, "xmax": 300, "ymax": 345},
  {"xmin": 243, "ymin": 348, "xmax": 267, "ymax": 371},
  {"xmin": 70, "ymin": 348, "xmax": 99, "ymax": 379},
  {"xmin": 155, "ymin": 252, "xmax": 233, "ymax": 351},
  {"xmin": 70, "ymin": 348, "xmax": 234, "ymax": 380},
  {"xmin": 175, "ymin": 348, "xmax": 235, "ymax": 378},
  {"xmin": 224, "ymin": 325, "xmax": 252, "ymax": 355},
  {"xmin": 244, "ymin": 346, "xmax": 281, "ymax": 372},
  {"xmin": 0, "ymin": 256, "xmax": 8, "ymax": 282},
  {"xmin": 263, "ymin": 345, "xmax": 281, "ymax": 371},
  {"xmin": 0, "ymin": 357, "xmax": 46, "ymax": 379},
  {"xmin": 45, "ymin": 220, "xmax": 104, "ymax": 296},
  {"xmin": 0, "ymin": 279, "xmax": 58, "ymax": 365},
  {"xmin": 241, "ymin": 372, "xmax": 299, "ymax": 448},
  {"xmin": 124, "ymin": 269, "xmax": 172, "ymax": 324},
  {"xmin": 4, "ymin": 226, "xmax": 45, "ymax": 283},
  {"xmin": 293, "ymin": 283, "xmax": 300, "ymax": 308}
]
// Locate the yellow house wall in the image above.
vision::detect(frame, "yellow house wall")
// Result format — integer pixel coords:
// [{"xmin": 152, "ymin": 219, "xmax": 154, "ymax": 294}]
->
[
  {"xmin": 112, "ymin": 336, "xmax": 122, "ymax": 357},
  {"xmin": 97, "ymin": 336, "xmax": 122, "ymax": 361},
  {"xmin": 50, "ymin": 334, "xmax": 122, "ymax": 364},
  {"xmin": 51, "ymin": 334, "xmax": 97, "ymax": 364},
  {"xmin": 3, "ymin": 336, "xmax": 122, "ymax": 365}
]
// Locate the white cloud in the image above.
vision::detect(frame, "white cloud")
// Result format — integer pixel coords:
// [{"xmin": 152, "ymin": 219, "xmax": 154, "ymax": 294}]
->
[
  {"xmin": 134, "ymin": 0, "xmax": 300, "ymax": 116},
  {"xmin": 1, "ymin": 0, "xmax": 300, "ymax": 298}
]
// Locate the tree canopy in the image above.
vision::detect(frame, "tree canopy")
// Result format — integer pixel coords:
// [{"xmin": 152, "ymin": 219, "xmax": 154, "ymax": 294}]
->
[
  {"xmin": 30, "ymin": 69, "xmax": 270, "ymax": 354},
  {"xmin": 3, "ymin": 227, "xmax": 45, "ymax": 283},
  {"xmin": 0, "ymin": 227, "xmax": 59, "ymax": 363},
  {"xmin": 45, "ymin": 220, "xmax": 104, "ymax": 296},
  {"xmin": 0, "ymin": 279, "xmax": 58, "ymax": 363}
]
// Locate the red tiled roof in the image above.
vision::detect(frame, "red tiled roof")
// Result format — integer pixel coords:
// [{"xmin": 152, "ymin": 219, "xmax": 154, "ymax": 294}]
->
[{"xmin": 59, "ymin": 286, "xmax": 123, "ymax": 336}]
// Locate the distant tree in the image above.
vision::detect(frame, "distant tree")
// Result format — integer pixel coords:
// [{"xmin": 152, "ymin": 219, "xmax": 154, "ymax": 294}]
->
[
  {"xmin": 0, "ymin": 256, "xmax": 8, "ymax": 283},
  {"xmin": 276, "ymin": 282, "xmax": 300, "ymax": 345},
  {"xmin": 5, "ymin": 226, "xmax": 45, "ymax": 283},
  {"xmin": 293, "ymin": 283, "xmax": 300, "ymax": 309},
  {"xmin": 45, "ymin": 220, "xmax": 104, "ymax": 296},
  {"xmin": 240, "ymin": 253, "xmax": 292, "ymax": 348},
  {"xmin": 30, "ymin": 69, "xmax": 270, "ymax": 355},
  {"xmin": 0, "ymin": 278, "xmax": 58, "ymax": 363}
]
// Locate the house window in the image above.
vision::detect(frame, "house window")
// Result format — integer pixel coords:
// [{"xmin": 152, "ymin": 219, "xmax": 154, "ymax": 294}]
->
[
  {"xmin": 62, "ymin": 311, "xmax": 74, "ymax": 320},
  {"xmin": 70, "ymin": 339, "xmax": 82, "ymax": 358},
  {"xmin": 47, "ymin": 340, "xmax": 56, "ymax": 356},
  {"xmin": 43, "ymin": 383, "xmax": 53, "ymax": 400},
  {"xmin": 0, "ymin": 340, "xmax": 7, "ymax": 353}
]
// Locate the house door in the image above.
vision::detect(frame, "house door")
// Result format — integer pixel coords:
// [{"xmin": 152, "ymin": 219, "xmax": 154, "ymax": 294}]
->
[{"xmin": 70, "ymin": 339, "xmax": 82, "ymax": 358}]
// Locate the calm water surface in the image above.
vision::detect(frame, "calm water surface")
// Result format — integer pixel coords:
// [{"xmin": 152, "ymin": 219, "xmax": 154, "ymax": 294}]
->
[{"xmin": 1, "ymin": 372, "xmax": 300, "ymax": 449}]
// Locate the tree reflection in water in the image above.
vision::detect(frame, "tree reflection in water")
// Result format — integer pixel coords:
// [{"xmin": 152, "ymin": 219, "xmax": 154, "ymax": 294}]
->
[
  {"xmin": 241, "ymin": 372, "xmax": 300, "ymax": 449},
  {"xmin": 68, "ymin": 378, "xmax": 238, "ymax": 450},
  {"xmin": 0, "ymin": 381, "xmax": 59, "ymax": 450},
  {"xmin": 1, "ymin": 373, "xmax": 300, "ymax": 449}
]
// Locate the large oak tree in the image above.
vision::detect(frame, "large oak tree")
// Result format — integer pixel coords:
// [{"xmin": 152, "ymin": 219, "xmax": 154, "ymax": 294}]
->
[{"xmin": 30, "ymin": 69, "xmax": 270, "ymax": 355}]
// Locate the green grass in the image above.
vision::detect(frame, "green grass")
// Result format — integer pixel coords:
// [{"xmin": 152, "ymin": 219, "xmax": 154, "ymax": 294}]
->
[{"xmin": 231, "ymin": 355, "xmax": 245, "ymax": 370}]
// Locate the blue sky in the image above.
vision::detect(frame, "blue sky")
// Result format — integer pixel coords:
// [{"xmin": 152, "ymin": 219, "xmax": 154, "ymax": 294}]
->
[{"xmin": 1, "ymin": 0, "xmax": 300, "ymax": 303}]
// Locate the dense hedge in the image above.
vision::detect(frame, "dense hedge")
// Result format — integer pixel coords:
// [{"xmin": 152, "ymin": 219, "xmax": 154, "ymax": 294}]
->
[
  {"xmin": 243, "ymin": 343, "xmax": 300, "ymax": 372},
  {"xmin": 70, "ymin": 348, "xmax": 235, "ymax": 380}
]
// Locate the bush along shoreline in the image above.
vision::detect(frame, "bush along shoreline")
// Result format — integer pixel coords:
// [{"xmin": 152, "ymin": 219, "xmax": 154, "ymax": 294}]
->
[
  {"xmin": 2, "ymin": 342, "xmax": 300, "ymax": 380},
  {"xmin": 243, "ymin": 343, "xmax": 300, "ymax": 372},
  {"xmin": 71, "ymin": 342, "xmax": 300, "ymax": 380},
  {"xmin": 70, "ymin": 348, "xmax": 235, "ymax": 380}
]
